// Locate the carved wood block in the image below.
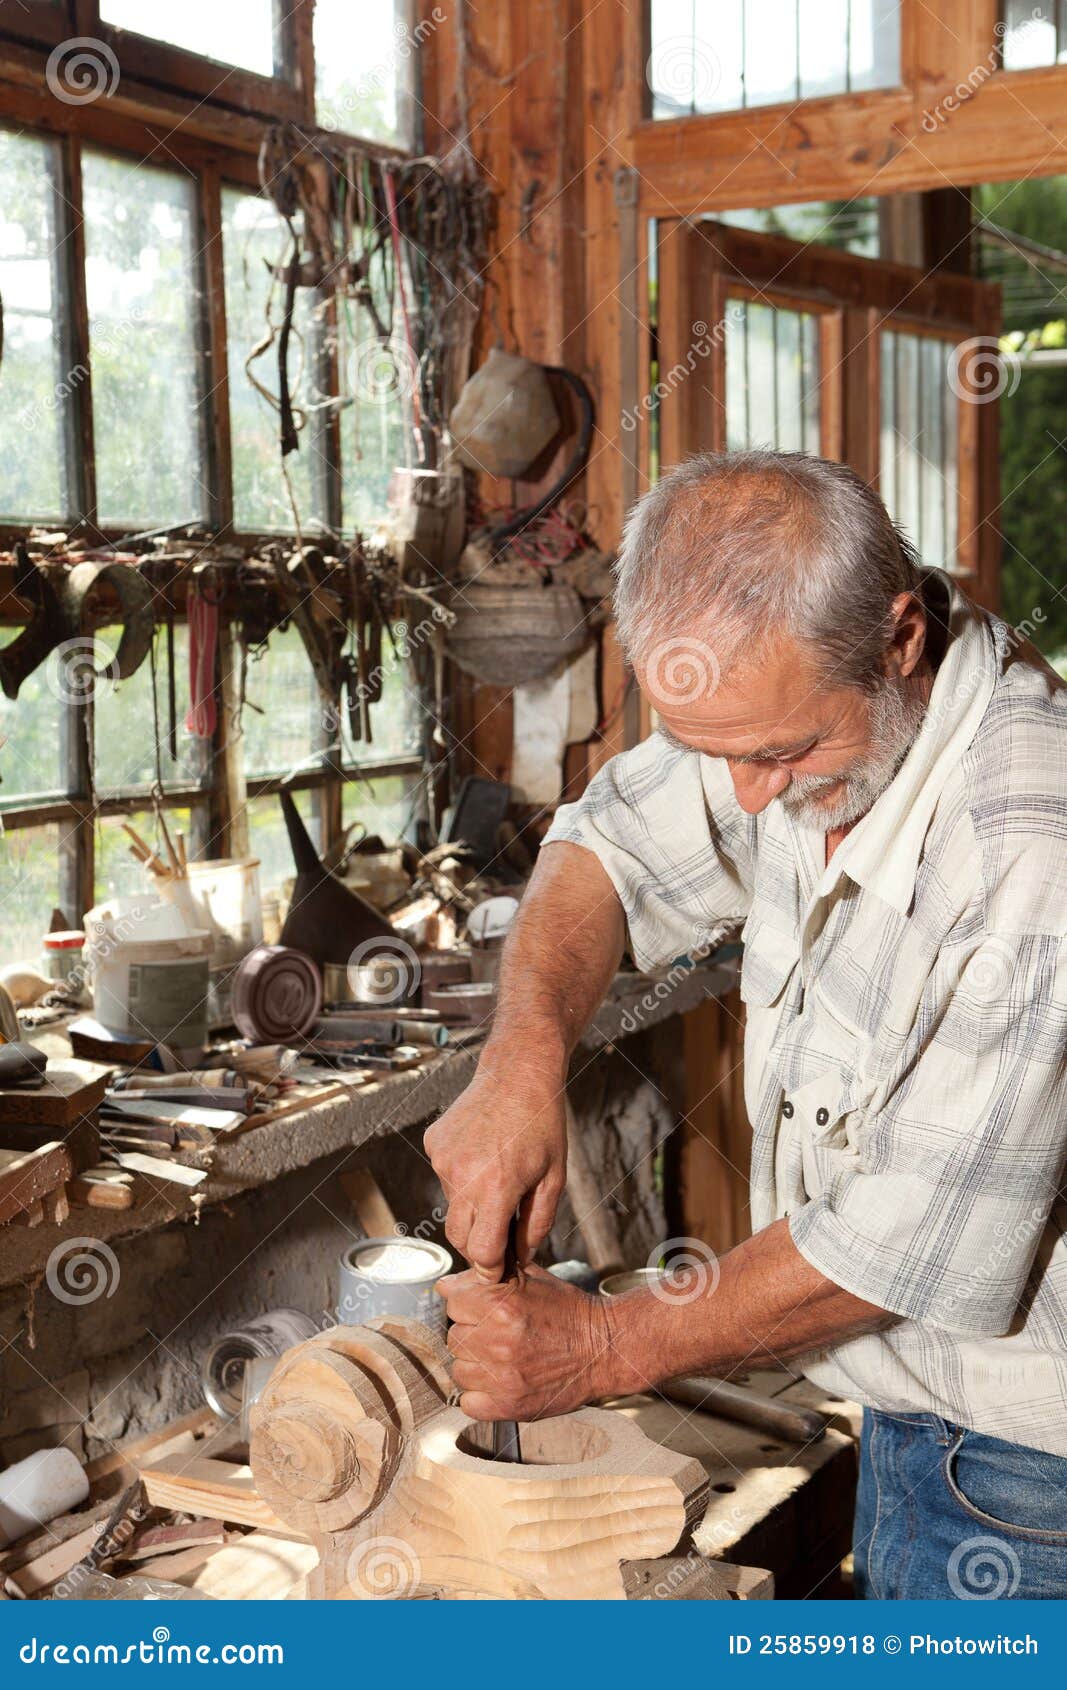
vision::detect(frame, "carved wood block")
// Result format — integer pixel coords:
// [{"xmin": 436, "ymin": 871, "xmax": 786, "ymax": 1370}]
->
[{"xmin": 250, "ymin": 1316, "xmax": 712, "ymax": 1601}]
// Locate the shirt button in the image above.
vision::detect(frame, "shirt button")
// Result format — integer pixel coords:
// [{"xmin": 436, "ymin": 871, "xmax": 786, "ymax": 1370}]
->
[
  {"xmin": 816, "ymin": 1107, "xmax": 829, "ymax": 1126},
  {"xmin": 782, "ymin": 1101, "xmax": 795, "ymax": 1118}
]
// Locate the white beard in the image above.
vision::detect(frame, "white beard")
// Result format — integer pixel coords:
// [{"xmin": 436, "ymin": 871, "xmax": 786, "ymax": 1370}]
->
[{"xmin": 780, "ymin": 678, "xmax": 927, "ymax": 831}]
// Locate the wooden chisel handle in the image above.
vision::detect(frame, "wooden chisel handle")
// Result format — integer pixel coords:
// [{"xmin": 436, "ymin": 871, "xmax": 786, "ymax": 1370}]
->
[{"xmin": 657, "ymin": 1375, "xmax": 828, "ymax": 1444}]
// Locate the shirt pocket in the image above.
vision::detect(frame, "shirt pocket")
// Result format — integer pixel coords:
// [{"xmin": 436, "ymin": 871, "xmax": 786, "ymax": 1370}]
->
[
  {"xmin": 788, "ymin": 1070, "xmax": 867, "ymax": 1199},
  {"xmin": 739, "ymin": 913, "xmax": 799, "ymax": 1009}
]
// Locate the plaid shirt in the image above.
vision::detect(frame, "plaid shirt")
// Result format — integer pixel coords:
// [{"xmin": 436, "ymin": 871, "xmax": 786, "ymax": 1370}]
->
[{"xmin": 546, "ymin": 576, "xmax": 1067, "ymax": 1456}]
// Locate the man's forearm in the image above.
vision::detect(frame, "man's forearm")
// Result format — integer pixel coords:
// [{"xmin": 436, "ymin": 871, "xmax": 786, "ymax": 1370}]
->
[
  {"xmin": 596, "ymin": 1219, "xmax": 894, "ymax": 1394},
  {"xmin": 479, "ymin": 842, "xmax": 625, "ymax": 1087}
]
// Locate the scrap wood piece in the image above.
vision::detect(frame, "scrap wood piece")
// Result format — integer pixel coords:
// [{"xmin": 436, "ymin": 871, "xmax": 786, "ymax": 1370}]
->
[
  {"xmin": 0, "ymin": 1495, "xmax": 118, "ymax": 1578},
  {"xmin": 69, "ymin": 1167, "xmax": 136, "ymax": 1210},
  {"xmin": 178, "ymin": 1530, "xmax": 317, "ymax": 1600},
  {"xmin": 86, "ymin": 1408, "xmax": 230, "ymax": 1487},
  {"xmin": 0, "ymin": 1061, "xmax": 110, "ymax": 1128},
  {"xmin": 3, "ymin": 1520, "xmax": 106, "ymax": 1598},
  {"xmin": 339, "ymin": 1167, "xmax": 397, "ymax": 1237},
  {"xmin": 120, "ymin": 1518, "xmax": 226, "ymax": 1562},
  {"xmin": 122, "ymin": 1542, "xmax": 227, "ymax": 1584},
  {"xmin": 108, "ymin": 1151, "xmax": 208, "ymax": 1187},
  {"xmin": 0, "ymin": 1142, "xmax": 73, "ymax": 1225},
  {"xmin": 139, "ymin": 1457, "xmax": 297, "ymax": 1535},
  {"xmin": 621, "ymin": 1557, "xmax": 773, "ymax": 1601}
]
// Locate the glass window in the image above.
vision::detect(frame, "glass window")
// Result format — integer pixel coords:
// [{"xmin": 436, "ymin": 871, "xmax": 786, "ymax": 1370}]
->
[
  {"xmin": 83, "ymin": 152, "xmax": 204, "ymax": 528},
  {"xmin": 241, "ymin": 626, "xmax": 324, "ymax": 779},
  {"xmin": 342, "ymin": 771, "xmax": 419, "ymax": 846},
  {"xmin": 99, "ymin": 0, "xmax": 277, "ymax": 77},
  {"xmin": 339, "ymin": 241, "xmax": 410, "ymax": 534},
  {"xmin": 0, "ymin": 822, "xmax": 61, "ymax": 967},
  {"xmin": 338, "ymin": 623, "xmax": 424, "ymax": 766},
  {"xmin": 314, "ymin": 0, "xmax": 416, "ymax": 146},
  {"xmin": 222, "ymin": 188, "xmax": 321, "ymax": 533},
  {"xmin": 649, "ymin": 0, "xmax": 901, "ymax": 117},
  {"xmin": 880, "ymin": 330, "xmax": 958, "ymax": 570},
  {"xmin": 0, "ymin": 642, "xmax": 65, "ymax": 805},
  {"xmin": 714, "ymin": 198, "xmax": 880, "ymax": 257},
  {"xmin": 1001, "ymin": 1, "xmax": 1063, "ymax": 69},
  {"xmin": 93, "ymin": 625, "xmax": 202, "ymax": 795},
  {"xmin": 95, "ymin": 804, "xmax": 200, "ymax": 901},
  {"xmin": 0, "ymin": 130, "xmax": 69, "ymax": 521},
  {"xmin": 246, "ymin": 789, "xmax": 320, "ymax": 907},
  {"xmin": 725, "ymin": 299, "xmax": 821, "ymax": 452}
]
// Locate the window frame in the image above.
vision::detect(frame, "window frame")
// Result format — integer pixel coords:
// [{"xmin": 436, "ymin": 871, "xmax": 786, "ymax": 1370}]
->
[{"xmin": 0, "ymin": 8, "xmax": 427, "ymax": 935}]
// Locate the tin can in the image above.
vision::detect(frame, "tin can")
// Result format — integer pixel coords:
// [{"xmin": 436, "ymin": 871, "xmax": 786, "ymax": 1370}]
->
[
  {"xmin": 201, "ymin": 1307, "xmax": 319, "ymax": 1420},
  {"xmin": 337, "ymin": 1237, "xmax": 452, "ymax": 1337}
]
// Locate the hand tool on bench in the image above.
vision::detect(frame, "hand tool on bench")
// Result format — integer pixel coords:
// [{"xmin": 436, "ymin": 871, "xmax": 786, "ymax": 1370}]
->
[
  {"xmin": 491, "ymin": 1214, "xmax": 523, "ymax": 1464},
  {"xmin": 656, "ymin": 1374, "xmax": 828, "ymax": 1444}
]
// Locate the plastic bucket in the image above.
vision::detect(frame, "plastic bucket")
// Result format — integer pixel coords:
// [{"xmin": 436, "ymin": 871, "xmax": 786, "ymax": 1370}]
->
[
  {"xmin": 84, "ymin": 894, "xmax": 212, "ymax": 1050},
  {"xmin": 160, "ymin": 858, "xmax": 263, "ymax": 970}
]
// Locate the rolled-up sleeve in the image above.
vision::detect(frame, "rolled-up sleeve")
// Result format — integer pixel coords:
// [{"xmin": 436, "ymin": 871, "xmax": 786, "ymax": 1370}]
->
[
  {"xmin": 542, "ymin": 734, "xmax": 756, "ymax": 971},
  {"xmin": 790, "ymin": 933, "xmax": 1067, "ymax": 1337}
]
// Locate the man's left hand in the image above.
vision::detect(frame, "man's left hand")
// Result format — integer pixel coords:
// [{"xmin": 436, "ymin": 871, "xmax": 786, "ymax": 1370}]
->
[{"xmin": 439, "ymin": 1265, "xmax": 616, "ymax": 1421}]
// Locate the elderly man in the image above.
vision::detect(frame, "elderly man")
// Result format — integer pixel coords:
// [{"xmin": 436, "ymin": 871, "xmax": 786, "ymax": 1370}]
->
[{"xmin": 425, "ymin": 450, "xmax": 1067, "ymax": 1600}]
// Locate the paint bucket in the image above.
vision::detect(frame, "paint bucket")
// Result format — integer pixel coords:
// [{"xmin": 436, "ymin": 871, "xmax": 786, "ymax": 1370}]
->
[
  {"xmin": 201, "ymin": 1307, "xmax": 319, "ymax": 1421},
  {"xmin": 337, "ymin": 1237, "xmax": 452, "ymax": 1337},
  {"xmin": 84, "ymin": 895, "xmax": 212, "ymax": 1051}
]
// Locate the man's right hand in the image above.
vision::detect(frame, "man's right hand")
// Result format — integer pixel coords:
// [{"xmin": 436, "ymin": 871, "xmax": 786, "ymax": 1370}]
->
[{"xmin": 424, "ymin": 1062, "xmax": 568, "ymax": 1281}]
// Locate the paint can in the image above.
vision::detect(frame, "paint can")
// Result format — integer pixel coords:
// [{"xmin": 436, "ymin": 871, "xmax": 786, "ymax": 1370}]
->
[
  {"xmin": 598, "ymin": 1267, "xmax": 665, "ymax": 1298},
  {"xmin": 201, "ymin": 1307, "xmax": 319, "ymax": 1420},
  {"xmin": 337, "ymin": 1237, "xmax": 452, "ymax": 1337}
]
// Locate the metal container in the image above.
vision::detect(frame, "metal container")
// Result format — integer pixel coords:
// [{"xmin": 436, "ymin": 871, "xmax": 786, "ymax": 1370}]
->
[
  {"xmin": 598, "ymin": 1267, "xmax": 665, "ymax": 1297},
  {"xmin": 201, "ymin": 1307, "xmax": 319, "ymax": 1420},
  {"xmin": 337, "ymin": 1237, "xmax": 452, "ymax": 1337}
]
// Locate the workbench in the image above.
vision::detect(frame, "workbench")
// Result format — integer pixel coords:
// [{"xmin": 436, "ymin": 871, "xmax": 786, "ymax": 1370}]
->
[{"xmin": 0, "ymin": 955, "xmax": 739, "ymax": 1294}]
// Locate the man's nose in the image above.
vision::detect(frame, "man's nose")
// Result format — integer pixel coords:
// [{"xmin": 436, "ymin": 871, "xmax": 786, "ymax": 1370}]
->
[{"xmin": 728, "ymin": 761, "xmax": 790, "ymax": 814}]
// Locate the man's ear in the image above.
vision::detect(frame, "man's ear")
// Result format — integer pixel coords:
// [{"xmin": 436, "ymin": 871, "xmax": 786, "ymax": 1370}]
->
[{"xmin": 884, "ymin": 591, "xmax": 927, "ymax": 679}]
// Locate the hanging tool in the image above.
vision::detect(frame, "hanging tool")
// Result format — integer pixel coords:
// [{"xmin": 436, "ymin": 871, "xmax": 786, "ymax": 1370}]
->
[{"xmin": 491, "ymin": 1214, "xmax": 523, "ymax": 1464}]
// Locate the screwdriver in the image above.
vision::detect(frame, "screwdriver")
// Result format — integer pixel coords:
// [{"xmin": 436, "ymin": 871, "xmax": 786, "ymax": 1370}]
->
[{"xmin": 491, "ymin": 1213, "xmax": 523, "ymax": 1463}]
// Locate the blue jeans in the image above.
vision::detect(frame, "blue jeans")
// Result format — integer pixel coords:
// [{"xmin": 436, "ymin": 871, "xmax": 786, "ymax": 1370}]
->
[{"xmin": 853, "ymin": 1410, "xmax": 1067, "ymax": 1599}]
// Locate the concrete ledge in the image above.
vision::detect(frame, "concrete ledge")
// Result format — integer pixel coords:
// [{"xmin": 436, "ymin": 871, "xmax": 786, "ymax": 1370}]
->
[{"xmin": 0, "ymin": 956, "xmax": 738, "ymax": 1292}]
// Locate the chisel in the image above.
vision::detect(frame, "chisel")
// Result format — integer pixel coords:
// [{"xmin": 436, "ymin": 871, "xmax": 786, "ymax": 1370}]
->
[{"xmin": 492, "ymin": 1213, "xmax": 523, "ymax": 1464}]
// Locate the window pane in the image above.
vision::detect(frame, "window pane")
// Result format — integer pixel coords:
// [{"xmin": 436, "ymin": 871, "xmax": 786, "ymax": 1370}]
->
[
  {"xmin": 100, "ymin": 0, "xmax": 276, "ymax": 77},
  {"xmin": 339, "ymin": 623, "xmax": 424, "ymax": 764},
  {"xmin": 93, "ymin": 625, "xmax": 203, "ymax": 794},
  {"xmin": 83, "ymin": 153, "xmax": 204, "ymax": 527},
  {"xmin": 95, "ymin": 803, "xmax": 200, "ymax": 902},
  {"xmin": 314, "ymin": 0, "xmax": 415, "ymax": 145},
  {"xmin": 650, "ymin": 0, "xmax": 901, "ymax": 115},
  {"xmin": 242, "ymin": 626, "xmax": 323, "ymax": 779},
  {"xmin": 0, "ymin": 643, "xmax": 65, "ymax": 804},
  {"xmin": 0, "ymin": 130, "xmax": 68, "ymax": 520},
  {"xmin": 247, "ymin": 790, "xmax": 320, "ymax": 908},
  {"xmin": 714, "ymin": 199, "xmax": 880, "ymax": 257},
  {"xmin": 724, "ymin": 299, "xmax": 822, "ymax": 451},
  {"xmin": 222, "ymin": 189, "xmax": 319, "ymax": 533},
  {"xmin": 0, "ymin": 823, "xmax": 61, "ymax": 967},
  {"xmin": 339, "ymin": 241, "xmax": 409, "ymax": 533},
  {"xmin": 880, "ymin": 330, "xmax": 958, "ymax": 570},
  {"xmin": 342, "ymin": 772, "xmax": 418, "ymax": 846},
  {"xmin": 1001, "ymin": 0, "xmax": 1058, "ymax": 69}
]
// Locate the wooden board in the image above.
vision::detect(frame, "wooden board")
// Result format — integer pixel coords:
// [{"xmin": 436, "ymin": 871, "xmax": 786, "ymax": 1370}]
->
[
  {"xmin": 0, "ymin": 1061, "xmax": 109, "ymax": 1127},
  {"xmin": 139, "ymin": 1457, "xmax": 295, "ymax": 1535},
  {"xmin": 0, "ymin": 1141, "xmax": 72, "ymax": 1224},
  {"xmin": 178, "ymin": 1531, "xmax": 317, "ymax": 1600},
  {"xmin": 69, "ymin": 1167, "xmax": 136, "ymax": 1210}
]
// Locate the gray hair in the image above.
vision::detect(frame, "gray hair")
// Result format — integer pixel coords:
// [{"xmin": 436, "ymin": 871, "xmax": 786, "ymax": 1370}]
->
[{"xmin": 614, "ymin": 450, "xmax": 922, "ymax": 692}]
